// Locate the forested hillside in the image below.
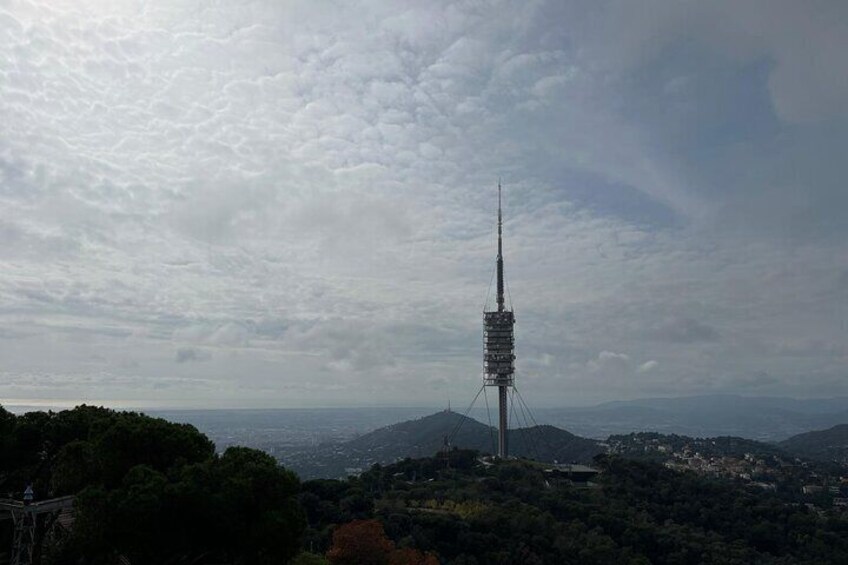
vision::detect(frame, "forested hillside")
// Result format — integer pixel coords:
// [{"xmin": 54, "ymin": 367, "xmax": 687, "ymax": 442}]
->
[
  {"xmin": 301, "ymin": 451, "xmax": 848, "ymax": 564},
  {"xmin": 280, "ymin": 411, "xmax": 603, "ymax": 479},
  {"xmin": 780, "ymin": 424, "xmax": 848, "ymax": 463},
  {"xmin": 0, "ymin": 404, "xmax": 304, "ymax": 564},
  {"xmin": 4, "ymin": 405, "xmax": 848, "ymax": 564}
]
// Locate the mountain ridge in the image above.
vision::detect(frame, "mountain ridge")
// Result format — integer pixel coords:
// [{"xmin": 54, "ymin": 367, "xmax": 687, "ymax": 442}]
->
[
  {"xmin": 779, "ymin": 424, "xmax": 848, "ymax": 463},
  {"xmin": 353, "ymin": 411, "xmax": 602, "ymax": 461},
  {"xmin": 281, "ymin": 410, "xmax": 603, "ymax": 478},
  {"xmin": 535, "ymin": 394, "xmax": 848, "ymax": 440}
]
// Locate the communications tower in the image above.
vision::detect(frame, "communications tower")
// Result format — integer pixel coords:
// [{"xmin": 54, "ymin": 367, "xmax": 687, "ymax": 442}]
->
[{"xmin": 483, "ymin": 182, "xmax": 515, "ymax": 458}]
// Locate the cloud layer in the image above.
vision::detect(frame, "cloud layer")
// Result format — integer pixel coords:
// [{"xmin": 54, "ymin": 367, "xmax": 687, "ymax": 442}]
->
[{"xmin": 1, "ymin": 0, "xmax": 846, "ymax": 408}]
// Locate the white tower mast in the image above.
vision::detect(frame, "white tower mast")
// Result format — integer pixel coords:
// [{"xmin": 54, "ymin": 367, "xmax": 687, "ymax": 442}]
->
[{"xmin": 483, "ymin": 181, "xmax": 515, "ymax": 458}]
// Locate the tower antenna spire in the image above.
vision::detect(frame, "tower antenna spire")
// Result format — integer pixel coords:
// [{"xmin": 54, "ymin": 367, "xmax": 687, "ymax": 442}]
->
[{"xmin": 497, "ymin": 178, "xmax": 504, "ymax": 313}]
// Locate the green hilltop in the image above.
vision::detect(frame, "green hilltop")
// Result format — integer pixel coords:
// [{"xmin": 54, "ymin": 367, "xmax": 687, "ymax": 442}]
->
[{"xmin": 780, "ymin": 424, "xmax": 848, "ymax": 464}]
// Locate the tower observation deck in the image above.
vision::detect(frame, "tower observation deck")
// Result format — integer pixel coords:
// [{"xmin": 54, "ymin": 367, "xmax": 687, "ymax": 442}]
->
[{"xmin": 483, "ymin": 182, "xmax": 515, "ymax": 458}]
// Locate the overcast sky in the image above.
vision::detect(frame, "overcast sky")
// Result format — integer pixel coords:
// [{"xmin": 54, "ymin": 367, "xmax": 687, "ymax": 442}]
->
[{"xmin": 1, "ymin": 0, "xmax": 846, "ymax": 409}]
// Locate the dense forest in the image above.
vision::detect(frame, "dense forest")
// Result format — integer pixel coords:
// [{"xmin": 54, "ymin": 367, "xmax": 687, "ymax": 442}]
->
[
  {"xmin": 3, "ymin": 405, "xmax": 848, "ymax": 564},
  {"xmin": 301, "ymin": 451, "xmax": 848, "ymax": 564},
  {"xmin": 0, "ymin": 405, "xmax": 304, "ymax": 564}
]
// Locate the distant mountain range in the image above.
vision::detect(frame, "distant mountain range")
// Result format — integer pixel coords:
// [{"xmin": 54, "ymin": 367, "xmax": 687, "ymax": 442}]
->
[
  {"xmin": 18, "ymin": 394, "xmax": 847, "ymax": 445},
  {"xmin": 277, "ymin": 404, "xmax": 848, "ymax": 479},
  {"xmin": 347, "ymin": 410, "xmax": 602, "ymax": 463},
  {"xmin": 533, "ymin": 394, "xmax": 848, "ymax": 441},
  {"xmin": 125, "ymin": 395, "xmax": 848, "ymax": 478},
  {"xmin": 280, "ymin": 410, "xmax": 603, "ymax": 479}
]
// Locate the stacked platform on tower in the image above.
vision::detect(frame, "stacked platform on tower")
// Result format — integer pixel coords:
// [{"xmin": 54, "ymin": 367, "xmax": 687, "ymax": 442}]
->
[{"xmin": 483, "ymin": 310, "xmax": 515, "ymax": 387}]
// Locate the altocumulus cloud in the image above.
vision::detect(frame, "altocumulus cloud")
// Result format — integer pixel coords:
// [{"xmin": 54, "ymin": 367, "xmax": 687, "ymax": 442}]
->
[{"xmin": 0, "ymin": 0, "xmax": 846, "ymax": 408}]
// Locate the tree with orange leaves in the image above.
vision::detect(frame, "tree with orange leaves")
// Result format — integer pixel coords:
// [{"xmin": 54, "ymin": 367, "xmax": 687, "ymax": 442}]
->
[
  {"xmin": 326, "ymin": 519, "xmax": 438, "ymax": 565},
  {"xmin": 326, "ymin": 519, "xmax": 394, "ymax": 565}
]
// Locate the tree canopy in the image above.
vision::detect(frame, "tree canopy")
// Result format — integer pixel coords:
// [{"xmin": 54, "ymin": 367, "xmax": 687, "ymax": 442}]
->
[
  {"xmin": 0, "ymin": 404, "xmax": 304, "ymax": 564},
  {"xmin": 4, "ymin": 404, "xmax": 848, "ymax": 564},
  {"xmin": 300, "ymin": 450, "xmax": 848, "ymax": 564}
]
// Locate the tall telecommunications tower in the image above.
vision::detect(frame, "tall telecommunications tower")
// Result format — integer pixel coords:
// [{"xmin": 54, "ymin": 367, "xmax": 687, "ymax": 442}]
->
[{"xmin": 483, "ymin": 182, "xmax": 515, "ymax": 458}]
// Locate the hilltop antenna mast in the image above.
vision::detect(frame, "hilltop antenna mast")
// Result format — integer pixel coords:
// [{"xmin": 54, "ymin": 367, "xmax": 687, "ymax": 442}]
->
[{"xmin": 483, "ymin": 180, "xmax": 515, "ymax": 458}]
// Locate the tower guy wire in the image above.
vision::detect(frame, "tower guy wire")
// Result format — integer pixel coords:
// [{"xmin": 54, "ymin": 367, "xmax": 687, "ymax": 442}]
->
[{"xmin": 448, "ymin": 384, "xmax": 485, "ymax": 449}]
